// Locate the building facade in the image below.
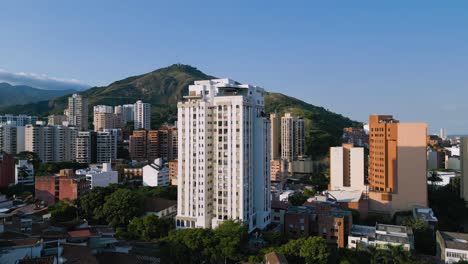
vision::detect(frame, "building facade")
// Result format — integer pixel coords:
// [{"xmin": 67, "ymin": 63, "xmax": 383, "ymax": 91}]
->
[
  {"xmin": 134, "ymin": 100, "xmax": 151, "ymax": 130},
  {"xmin": 66, "ymin": 94, "xmax": 89, "ymax": 131},
  {"xmin": 15, "ymin": 160, "xmax": 34, "ymax": 186},
  {"xmin": 281, "ymin": 113, "xmax": 305, "ymax": 162},
  {"xmin": 368, "ymin": 115, "xmax": 428, "ymax": 214},
  {"xmin": 0, "ymin": 152, "xmax": 15, "ymax": 188},
  {"xmin": 330, "ymin": 143, "xmax": 365, "ymax": 191},
  {"xmin": 176, "ymin": 79, "xmax": 271, "ymax": 232},
  {"xmin": 0, "ymin": 115, "xmax": 38, "ymax": 126},
  {"xmin": 25, "ymin": 125, "xmax": 78, "ymax": 163},
  {"xmin": 143, "ymin": 158, "xmax": 169, "ymax": 187}
]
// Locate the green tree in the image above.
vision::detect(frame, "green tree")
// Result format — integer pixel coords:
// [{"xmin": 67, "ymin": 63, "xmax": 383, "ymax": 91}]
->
[
  {"xmin": 127, "ymin": 214, "xmax": 175, "ymax": 241},
  {"xmin": 300, "ymin": 237, "xmax": 330, "ymax": 264},
  {"xmin": 101, "ymin": 188, "xmax": 144, "ymax": 228},
  {"xmin": 289, "ymin": 193, "xmax": 308, "ymax": 206},
  {"xmin": 213, "ymin": 220, "xmax": 248, "ymax": 263},
  {"xmin": 76, "ymin": 185, "xmax": 118, "ymax": 224},
  {"xmin": 49, "ymin": 199, "xmax": 77, "ymax": 222}
]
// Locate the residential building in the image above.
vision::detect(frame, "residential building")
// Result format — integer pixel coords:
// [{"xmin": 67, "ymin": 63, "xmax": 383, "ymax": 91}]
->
[
  {"xmin": 0, "ymin": 152, "xmax": 15, "ymax": 188},
  {"xmin": 96, "ymin": 131, "xmax": 117, "ymax": 163},
  {"xmin": 342, "ymin": 127, "xmax": 369, "ymax": 148},
  {"xmin": 348, "ymin": 223, "xmax": 414, "ymax": 251},
  {"xmin": 264, "ymin": 252, "xmax": 288, "ymax": 264},
  {"xmin": 134, "ymin": 100, "xmax": 151, "ymax": 130},
  {"xmin": 437, "ymin": 231, "xmax": 468, "ymax": 264},
  {"xmin": 47, "ymin": 115, "xmax": 67, "ymax": 126},
  {"xmin": 0, "ymin": 114, "xmax": 38, "ymax": 126},
  {"xmin": 15, "ymin": 160, "xmax": 34, "ymax": 186},
  {"xmin": 129, "ymin": 128, "xmax": 178, "ymax": 161},
  {"xmin": 368, "ymin": 115, "xmax": 428, "ymax": 214},
  {"xmin": 75, "ymin": 131, "xmax": 96, "ymax": 164},
  {"xmin": 25, "ymin": 124, "xmax": 78, "ymax": 163},
  {"xmin": 143, "ymin": 158, "xmax": 169, "ymax": 187},
  {"xmin": 66, "ymin": 94, "xmax": 88, "ymax": 131},
  {"xmin": 144, "ymin": 197, "xmax": 177, "ymax": 218},
  {"xmin": 281, "ymin": 113, "xmax": 305, "ymax": 162},
  {"xmin": 461, "ymin": 137, "xmax": 468, "ymax": 203},
  {"xmin": 270, "ymin": 159, "xmax": 287, "ymax": 182},
  {"xmin": 75, "ymin": 163, "xmax": 118, "ymax": 189},
  {"xmin": 270, "ymin": 113, "xmax": 281, "ymax": 160},
  {"xmin": 0, "ymin": 122, "xmax": 18, "ymax": 154},
  {"xmin": 176, "ymin": 78, "xmax": 271, "ymax": 232},
  {"xmin": 306, "ymin": 189, "xmax": 369, "ymax": 220},
  {"xmin": 330, "ymin": 143, "xmax": 365, "ymax": 191},
  {"xmin": 114, "ymin": 104, "xmax": 135, "ymax": 125},
  {"xmin": 168, "ymin": 160, "xmax": 178, "ymax": 185},
  {"xmin": 35, "ymin": 169, "xmax": 90, "ymax": 205},
  {"xmin": 440, "ymin": 128, "xmax": 448, "ymax": 140},
  {"xmin": 284, "ymin": 204, "xmax": 352, "ymax": 248},
  {"xmin": 288, "ymin": 156, "xmax": 314, "ymax": 177},
  {"xmin": 93, "ymin": 105, "xmax": 121, "ymax": 131},
  {"xmin": 428, "ymin": 148, "xmax": 447, "ymax": 170},
  {"xmin": 271, "ymin": 200, "xmax": 288, "ymax": 225},
  {"xmin": 0, "ymin": 238, "xmax": 44, "ymax": 264}
]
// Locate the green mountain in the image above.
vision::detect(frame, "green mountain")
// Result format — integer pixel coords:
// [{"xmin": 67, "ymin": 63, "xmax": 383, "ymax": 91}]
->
[
  {"xmin": 0, "ymin": 64, "xmax": 359, "ymax": 157},
  {"xmin": 0, "ymin": 82, "xmax": 75, "ymax": 107}
]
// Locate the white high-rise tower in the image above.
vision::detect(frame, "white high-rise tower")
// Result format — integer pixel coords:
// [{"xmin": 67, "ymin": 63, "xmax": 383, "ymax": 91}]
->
[
  {"xmin": 134, "ymin": 100, "xmax": 151, "ymax": 130},
  {"xmin": 175, "ymin": 79, "xmax": 271, "ymax": 232}
]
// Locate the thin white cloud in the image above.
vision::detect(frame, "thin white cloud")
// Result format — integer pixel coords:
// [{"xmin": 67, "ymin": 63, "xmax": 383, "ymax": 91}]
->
[{"xmin": 0, "ymin": 68, "xmax": 91, "ymax": 91}]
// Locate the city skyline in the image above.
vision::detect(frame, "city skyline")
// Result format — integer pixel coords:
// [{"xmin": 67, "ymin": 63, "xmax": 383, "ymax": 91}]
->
[{"xmin": 1, "ymin": 1, "xmax": 468, "ymax": 133}]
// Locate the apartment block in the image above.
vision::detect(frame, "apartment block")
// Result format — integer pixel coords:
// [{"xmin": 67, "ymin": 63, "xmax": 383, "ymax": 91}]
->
[
  {"xmin": 281, "ymin": 113, "xmax": 305, "ymax": 162},
  {"xmin": 114, "ymin": 104, "xmax": 135, "ymax": 124},
  {"xmin": 270, "ymin": 159, "xmax": 287, "ymax": 183},
  {"xmin": 75, "ymin": 131, "xmax": 117, "ymax": 164},
  {"xmin": 342, "ymin": 127, "xmax": 369, "ymax": 148},
  {"xmin": 25, "ymin": 124, "xmax": 78, "ymax": 163},
  {"xmin": 460, "ymin": 137, "xmax": 468, "ymax": 203},
  {"xmin": 330, "ymin": 143, "xmax": 365, "ymax": 191},
  {"xmin": 270, "ymin": 113, "xmax": 281, "ymax": 160},
  {"xmin": 0, "ymin": 115, "xmax": 38, "ymax": 126},
  {"xmin": 75, "ymin": 163, "xmax": 118, "ymax": 189},
  {"xmin": 143, "ymin": 158, "xmax": 169, "ymax": 187},
  {"xmin": 93, "ymin": 105, "xmax": 122, "ymax": 132},
  {"xmin": 66, "ymin": 94, "xmax": 89, "ymax": 131},
  {"xmin": 75, "ymin": 131, "xmax": 96, "ymax": 164},
  {"xmin": 134, "ymin": 100, "xmax": 151, "ymax": 130},
  {"xmin": 129, "ymin": 129, "xmax": 177, "ymax": 161},
  {"xmin": 349, "ymin": 224, "xmax": 414, "ymax": 251},
  {"xmin": 176, "ymin": 79, "xmax": 271, "ymax": 232},
  {"xmin": 368, "ymin": 115, "xmax": 428, "ymax": 214},
  {"xmin": 47, "ymin": 115, "xmax": 68, "ymax": 126},
  {"xmin": 0, "ymin": 123, "xmax": 18, "ymax": 154},
  {"xmin": 35, "ymin": 170, "xmax": 90, "ymax": 205}
]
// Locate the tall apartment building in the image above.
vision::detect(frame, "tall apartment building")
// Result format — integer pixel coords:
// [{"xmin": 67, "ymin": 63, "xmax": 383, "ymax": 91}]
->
[
  {"xmin": 25, "ymin": 125, "xmax": 78, "ymax": 163},
  {"xmin": 0, "ymin": 123, "xmax": 18, "ymax": 154},
  {"xmin": 176, "ymin": 79, "xmax": 271, "ymax": 232},
  {"xmin": 0, "ymin": 115, "xmax": 38, "ymax": 126},
  {"xmin": 129, "ymin": 129, "xmax": 177, "ymax": 161},
  {"xmin": 93, "ymin": 105, "xmax": 122, "ymax": 132},
  {"xmin": 66, "ymin": 94, "xmax": 89, "ymax": 131},
  {"xmin": 134, "ymin": 100, "xmax": 151, "ymax": 130},
  {"xmin": 368, "ymin": 115, "xmax": 428, "ymax": 213},
  {"xmin": 330, "ymin": 143, "xmax": 365, "ymax": 191},
  {"xmin": 75, "ymin": 131, "xmax": 117, "ymax": 164},
  {"xmin": 270, "ymin": 113, "xmax": 281, "ymax": 160},
  {"xmin": 114, "ymin": 104, "xmax": 135, "ymax": 124},
  {"xmin": 47, "ymin": 115, "xmax": 68, "ymax": 126},
  {"xmin": 281, "ymin": 113, "xmax": 305, "ymax": 162}
]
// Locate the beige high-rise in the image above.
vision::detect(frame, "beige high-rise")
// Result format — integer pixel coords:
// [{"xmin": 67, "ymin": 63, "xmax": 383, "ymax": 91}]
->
[
  {"xmin": 93, "ymin": 105, "xmax": 121, "ymax": 132},
  {"xmin": 368, "ymin": 115, "xmax": 428, "ymax": 213},
  {"xmin": 330, "ymin": 143, "xmax": 365, "ymax": 191},
  {"xmin": 66, "ymin": 94, "xmax": 89, "ymax": 131},
  {"xmin": 281, "ymin": 113, "xmax": 305, "ymax": 162}
]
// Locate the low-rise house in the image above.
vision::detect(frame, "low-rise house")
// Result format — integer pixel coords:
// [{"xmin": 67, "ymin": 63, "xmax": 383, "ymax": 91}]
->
[
  {"xmin": 144, "ymin": 197, "xmax": 177, "ymax": 218},
  {"xmin": 0, "ymin": 238, "xmax": 43, "ymax": 263},
  {"xmin": 75, "ymin": 163, "xmax": 118, "ymax": 189},
  {"xmin": 348, "ymin": 223, "xmax": 414, "ymax": 251},
  {"xmin": 142, "ymin": 158, "xmax": 169, "ymax": 187},
  {"xmin": 436, "ymin": 231, "xmax": 468, "ymax": 263}
]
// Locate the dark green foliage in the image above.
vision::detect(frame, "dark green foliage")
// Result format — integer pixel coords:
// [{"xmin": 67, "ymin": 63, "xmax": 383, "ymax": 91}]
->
[
  {"xmin": 137, "ymin": 185, "xmax": 177, "ymax": 200},
  {"xmin": 278, "ymin": 236, "xmax": 330, "ymax": 264},
  {"xmin": 289, "ymin": 193, "xmax": 308, "ymax": 206},
  {"xmin": 126, "ymin": 215, "xmax": 175, "ymax": 241},
  {"xmin": 49, "ymin": 200, "xmax": 77, "ymax": 222},
  {"xmin": 429, "ymin": 180, "xmax": 468, "ymax": 232},
  {"xmin": 101, "ymin": 188, "xmax": 145, "ymax": 228},
  {"xmin": 1, "ymin": 64, "xmax": 358, "ymax": 157},
  {"xmin": 159, "ymin": 220, "xmax": 248, "ymax": 264},
  {"xmin": 0, "ymin": 82, "xmax": 75, "ymax": 107},
  {"xmin": 76, "ymin": 185, "xmax": 119, "ymax": 224}
]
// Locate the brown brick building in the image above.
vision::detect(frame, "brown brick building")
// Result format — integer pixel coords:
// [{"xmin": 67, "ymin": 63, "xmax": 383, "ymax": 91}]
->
[
  {"xmin": 129, "ymin": 128, "xmax": 177, "ymax": 162},
  {"xmin": 35, "ymin": 169, "xmax": 90, "ymax": 205},
  {"xmin": 284, "ymin": 203, "xmax": 352, "ymax": 248}
]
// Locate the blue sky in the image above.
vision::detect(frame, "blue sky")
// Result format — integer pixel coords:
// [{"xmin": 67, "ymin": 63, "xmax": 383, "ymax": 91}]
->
[{"xmin": 1, "ymin": 1, "xmax": 467, "ymax": 134}]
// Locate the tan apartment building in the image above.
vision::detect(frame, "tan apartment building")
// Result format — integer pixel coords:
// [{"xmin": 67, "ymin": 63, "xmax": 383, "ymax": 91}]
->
[
  {"xmin": 129, "ymin": 129, "xmax": 177, "ymax": 161},
  {"xmin": 270, "ymin": 159, "xmax": 287, "ymax": 182},
  {"xmin": 368, "ymin": 115, "xmax": 428, "ymax": 214},
  {"xmin": 281, "ymin": 113, "xmax": 305, "ymax": 162},
  {"xmin": 168, "ymin": 160, "xmax": 178, "ymax": 185},
  {"xmin": 330, "ymin": 143, "xmax": 365, "ymax": 191}
]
